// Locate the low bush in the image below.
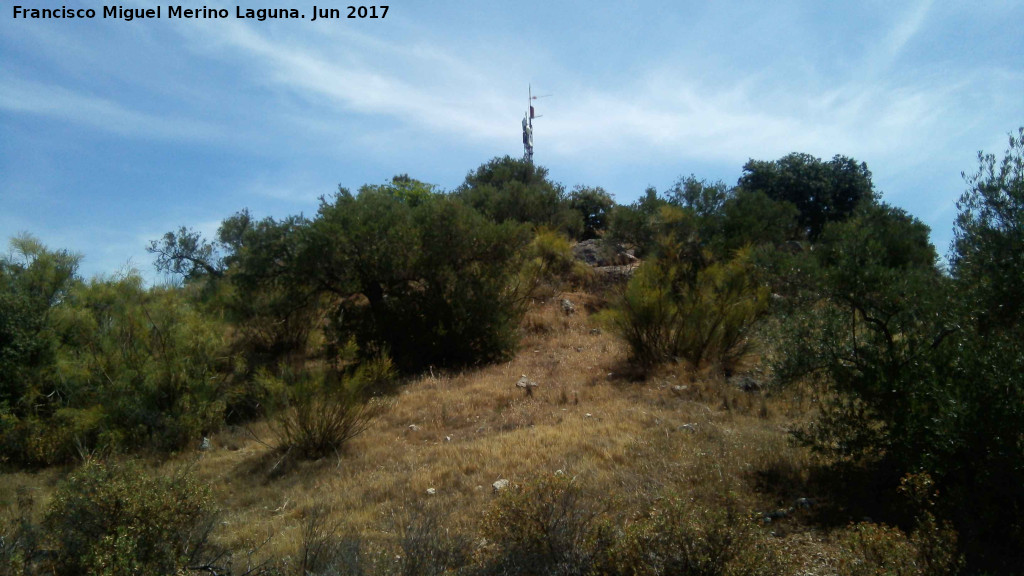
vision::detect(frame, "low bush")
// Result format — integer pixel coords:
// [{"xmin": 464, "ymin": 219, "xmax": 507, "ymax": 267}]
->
[
  {"xmin": 836, "ymin": 517, "xmax": 960, "ymax": 576},
  {"xmin": 600, "ymin": 246, "xmax": 767, "ymax": 372},
  {"xmin": 480, "ymin": 474, "xmax": 611, "ymax": 576},
  {"xmin": 43, "ymin": 459, "xmax": 216, "ymax": 576},
  {"xmin": 291, "ymin": 505, "xmax": 373, "ymax": 576},
  {"xmin": 0, "ymin": 487, "xmax": 44, "ymax": 576},
  {"xmin": 270, "ymin": 357, "xmax": 394, "ymax": 461},
  {"xmin": 395, "ymin": 501, "xmax": 474, "ymax": 576},
  {"xmin": 611, "ymin": 498, "xmax": 788, "ymax": 576},
  {"xmin": 520, "ymin": 229, "xmax": 593, "ymax": 298}
]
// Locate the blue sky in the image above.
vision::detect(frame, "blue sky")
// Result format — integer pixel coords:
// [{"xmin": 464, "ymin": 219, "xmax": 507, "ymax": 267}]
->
[{"xmin": 2, "ymin": 0, "xmax": 1022, "ymax": 281}]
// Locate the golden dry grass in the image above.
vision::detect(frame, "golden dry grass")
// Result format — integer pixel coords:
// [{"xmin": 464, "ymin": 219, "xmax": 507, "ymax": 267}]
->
[{"xmin": 0, "ymin": 292, "xmax": 837, "ymax": 572}]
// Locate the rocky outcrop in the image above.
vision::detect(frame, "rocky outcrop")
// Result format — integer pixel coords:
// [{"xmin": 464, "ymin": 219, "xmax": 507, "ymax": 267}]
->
[{"xmin": 571, "ymin": 239, "xmax": 637, "ymax": 267}]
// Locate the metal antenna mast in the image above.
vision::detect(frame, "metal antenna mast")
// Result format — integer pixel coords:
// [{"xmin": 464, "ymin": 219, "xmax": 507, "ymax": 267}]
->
[{"xmin": 522, "ymin": 84, "xmax": 549, "ymax": 163}]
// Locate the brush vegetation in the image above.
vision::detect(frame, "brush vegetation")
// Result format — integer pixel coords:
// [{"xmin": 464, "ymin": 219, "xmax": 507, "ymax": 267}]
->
[{"xmin": 1, "ymin": 131, "xmax": 1023, "ymax": 575}]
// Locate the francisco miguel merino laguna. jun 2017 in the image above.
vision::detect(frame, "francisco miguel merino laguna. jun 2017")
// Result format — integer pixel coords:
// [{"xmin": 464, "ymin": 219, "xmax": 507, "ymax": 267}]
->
[{"xmin": 11, "ymin": 5, "xmax": 388, "ymax": 22}]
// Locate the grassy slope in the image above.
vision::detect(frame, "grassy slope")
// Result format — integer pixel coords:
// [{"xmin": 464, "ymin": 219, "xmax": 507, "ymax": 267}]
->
[{"xmin": 1, "ymin": 293, "xmax": 841, "ymax": 573}]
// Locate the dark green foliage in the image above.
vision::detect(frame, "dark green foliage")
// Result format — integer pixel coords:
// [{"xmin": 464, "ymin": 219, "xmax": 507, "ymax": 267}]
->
[
  {"xmin": 148, "ymin": 225, "xmax": 224, "ymax": 281},
  {"xmin": 146, "ymin": 173, "xmax": 536, "ymax": 378},
  {"xmin": 220, "ymin": 213, "xmax": 321, "ymax": 367},
  {"xmin": 739, "ymin": 152, "xmax": 875, "ymax": 239},
  {"xmin": 0, "ymin": 236, "xmax": 79, "ymax": 418},
  {"xmin": 608, "ymin": 177, "xmax": 800, "ymax": 262},
  {"xmin": 152, "ymin": 211, "xmax": 321, "ymax": 370},
  {"xmin": 950, "ymin": 126, "xmax": 1024, "ymax": 335},
  {"xmin": 310, "ymin": 180, "xmax": 532, "ymax": 372},
  {"xmin": 606, "ymin": 187, "xmax": 667, "ymax": 257},
  {"xmin": 773, "ymin": 148, "xmax": 1024, "ymax": 572},
  {"xmin": 665, "ymin": 175, "xmax": 731, "ymax": 220},
  {"xmin": 567, "ymin": 185, "xmax": 615, "ymax": 240},
  {"xmin": 936, "ymin": 332, "xmax": 1024, "ymax": 572},
  {"xmin": 0, "ymin": 247, "xmax": 232, "ymax": 465},
  {"xmin": 665, "ymin": 176, "xmax": 735, "ymax": 255},
  {"xmin": 938, "ymin": 127, "xmax": 1024, "ymax": 572},
  {"xmin": 776, "ymin": 202, "xmax": 947, "ymax": 463},
  {"xmin": 717, "ymin": 190, "xmax": 801, "ymax": 254},
  {"xmin": 455, "ymin": 156, "xmax": 580, "ymax": 234},
  {"xmin": 43, "ymin": 460, "xmax": 215, "ymax": 576},
  {"xmin": 601, "ymin": 206, "xmax": 768, "ymax": 372}
]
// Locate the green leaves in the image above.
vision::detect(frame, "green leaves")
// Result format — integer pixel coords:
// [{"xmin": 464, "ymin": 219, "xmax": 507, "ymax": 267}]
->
[
  {"xmin": 455, "ymin": 156, "xmax": 579, "ymax": 236},
  {"xmin": 739, "ymin": 152, "xmax": 875, "ymax": 239},
  {"xmin": 951, "ymin": 126, "xmax": 1024, "ymax": 335},
  {"xmin": 776, "ymin": 203, "xmax": 950, "ymax": 463},
  {"xmin": 310, "ymin": 183, "xmax": 531, "ymax": 371},
  {"xmin": 568, "ymin": 185, "xmax": 615, "ymax": 240},
  {"xmin": 44, "ymin": 460, "xmax": 214, "ymax": 576},
  {"xmin": 602, "ymin": 239, "xmax": 768, "ymax": 372},
  {"xmin": 0, "ymin": 252, "xmax": 233, "ymax": 465}
]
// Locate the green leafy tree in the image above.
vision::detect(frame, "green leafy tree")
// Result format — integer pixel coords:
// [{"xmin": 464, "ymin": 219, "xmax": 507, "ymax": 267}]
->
[
  {"xmin": 664, "ymin": 175, "xmax": 735, "ymax": 254},
  {"xmin": 665, "ymin": 174, "xmax": 731, "ymax": 220},
  {"xmin": 151, "ymin": 211, "xmax": 321, "ymax": 372},
  {"xmin": 221, "ymin": 213, "xmax": 320, "ymax": 367},
  {"xmin": 941, "ymin": 126, "xmax": 1024, "ymax": 572},
  {"xmin": 772, "ymin": 131, "xmax": 1024, "ymax": 572},
  {"xmin": 147, "ymin": 226, "xmax": 224, "ymax": 281},
  {"xmin": 777, "ymin": 203, "xmax": 950, "ymax": 464},
  {"xmin": 717, "ymin": 190, "xmax": 801, "ymax": 254},
  {"xmin": 0, "ymin": 235, "xmax": 79, "ymax": 414},
  {"xmin": 950, "ymin": 126, "xmax": 1024, "ymax": 335},
  {"xmin": 567, "ymin": 185, "xmax": 615, "ymax": 239},
  {"xmin": 606, "ymin": 187, "xmax": 668, "ymax": 257},
  {"xmin": 455, "ymin": 156, "xmax": 579, "ymax": 234},
  {"xmin": 739, "ymin": 152, "xmax": 875, "ymax": 239},
  {"xmin": 309, "ymin": 179, "xmax": 531, "ymax": 371}
]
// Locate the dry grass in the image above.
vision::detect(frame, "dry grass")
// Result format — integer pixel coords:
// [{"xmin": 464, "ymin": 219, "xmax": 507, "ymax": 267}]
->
[{"xmin": 0, "ymin": 292, "xmax": 834, "ymax": 572}]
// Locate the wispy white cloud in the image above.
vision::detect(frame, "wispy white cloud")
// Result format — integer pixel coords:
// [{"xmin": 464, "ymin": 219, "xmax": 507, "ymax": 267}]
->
[
  {"xmin": 0, "ymin": 77, "xmax": 219, "ymax": 141},
  {"xmin": 180, "ymin": 20, "xmax": 518, "ymax": 144},
  {"xmin": 163, "ymin": 15, "xmax": 958, "ymax": 175},
  {"xmin": 876, "ymin": 0, "xmax": 934, "ymax": 70},
  {"xmin": 536, "ymin": 70, "xmax": 956, "ymax": 174},
  {"xmin": 1, "ymin": 75, "xmax": 218, "ymax": 141}
]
